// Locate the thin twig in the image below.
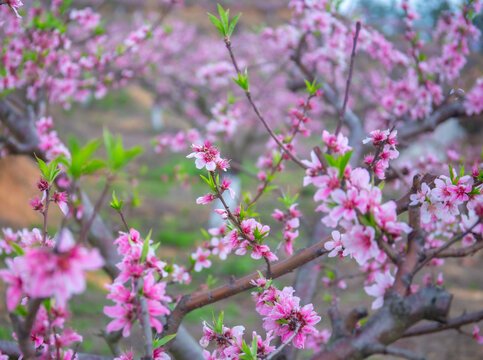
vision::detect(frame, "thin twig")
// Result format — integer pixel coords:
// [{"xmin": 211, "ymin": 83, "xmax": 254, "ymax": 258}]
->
[
  {"xmin": 335, "ymin": 21, "xmax": 361, "ymax": 135},
  {"xmin": 224, "ymin": 40, "xmax": 308, "ymax": 170},
  {"xmin": 117, "ymin": 210, "xmax": 130, "ymax": 232},
  {"xmin": 42, "ymin": 188, "xmax": 51, "ymax": 244},
  {"xmin": 136, "ymin": 279, "xmax": 153, "ymax": 360},
  {"xmin": 265, "ymin": 324, "xmax": 300, "ymax": 360},
  {"xmin": 247, "ymin": 93, "xmax": 315, "ymax": 207},
  {"xmin": 412, "ymin": 218, "xmax": 481, "ymax": 275},
  {"xmin": 79, "ymin": 178, "xmax": 111, "ymax": 243}
]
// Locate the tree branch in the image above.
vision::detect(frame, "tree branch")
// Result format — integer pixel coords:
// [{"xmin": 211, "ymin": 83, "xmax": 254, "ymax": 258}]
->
[
  {"xmin": 403, "ymin": 310, "xmax": 483, "ymax": 337},
  {"xmin": 393, "ymin": 175, "xmax": 425, "ymax": 295},
  {"xmin": 9, "ymin": 298, "xmax": 43, "ymax": 360},
  {"xmin": 163, "ymin": 237, "xmax": 330, "ymax": 341},
  {"xmin": 289, "ymin": 34, "xmax": 364, "ymax": 162},
  {"xmin": 412, "ymin": 218, "xmax": 481, "ymax": 275},
  {"xmin": 224, "ymin": 40, "xmax": 308, "ymax": 170},
  {"xmin": 335, "ymin": 22, "xmax": 361, "ymax": 136},
  {"xmin": 369, "ymin": 344, "xmax": 426, "ymax": 360},
  {"xmin": 265, "ymin": 324, "xmax": 300, "ymax": 360},
  {"xmin": 309, "ymin": 287, "xmax": 452, "ymax": 360},
  {"xmin": 397, "ymin": 102, "xmax": 466, "ymax": 141}
]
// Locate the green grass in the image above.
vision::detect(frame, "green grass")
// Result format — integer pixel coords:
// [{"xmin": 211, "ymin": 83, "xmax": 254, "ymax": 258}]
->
[
  {"xmin": 157, "ymin": 220, "xmax": 200, "ymax": 248},
  {"xmin": 218, "ymin": 255, "xmax": 258, "ymax": 276},
  {"xmin": 90, "ymin": 90, "xmax": 131, "ymax": 110},
  {"xmin": 184, "ymin": 301, "xmax": 241, "ymax": 325}
]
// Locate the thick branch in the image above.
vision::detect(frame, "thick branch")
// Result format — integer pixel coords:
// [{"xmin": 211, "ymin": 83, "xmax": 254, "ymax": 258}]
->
[
  {"xmin": 434, "ymin": 240, "xmax": 483, "ymax": 258},
  {"xmin": 80, "ymin": 191, "xmax": 122, "ymax": 279},
  {"xmin": 393, "ymin": 176, "xmax": 425, "ymax": 295},
  {"xmin": 394, "ymin": 174, "xmax": 437, "ymax": 215},
  {"xmin": 369, "ymin": 344, "xmax": 426, "ymax": 360},
  {"xmin": 397, "ymin": 102, "xmax": 466, "ymax": 141},
  {"xmin": 9, "ymin": 298, "xmax": 43, "ymax": 360},
  {"xmin": 403, "ymin": 310, "xmax": 483, "ymax": 337},
  {"xmin": 164, "ymin": 237, "xmax": 330, "ymax": 339},
  {"xmin": 310, "ymin": 287, "xmax": 452, "ymax": 360}
]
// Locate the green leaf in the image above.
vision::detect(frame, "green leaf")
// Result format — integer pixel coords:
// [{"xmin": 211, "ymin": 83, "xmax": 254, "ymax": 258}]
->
[
  {"xmin": 251, "ymin": 335, "xmax": 258, "ymax": 357},
  {"xmin": 200, "ymin": 174, "xmax": 216, "ymax": 191},
  {"xmin": 207, "ymin": 13, "xmax": 225, "ymax": 36},
  {"xmin": 305, "ymin": 77, "xmax": 323, "ymax": 95},
  {"xmin": 103, "ymin": 128, "xmax": 143, "ymax": 172},
  {"xmin": 110, "ymin": 191, "xmax": 124, "ymax": 211},
  {"xmin": 200, "ymin": 228, "xmax": 210, "ymax": 240},
  {"xmin": 59, "ymin": 0, "xmax": 73, "ymax": 14},
  {"xmin": 10, "ymin": 241, "xmax": 24, "ymax": 256},
  {"xmin": 153, "ymin": 334, "xmax": 177, "ymax": 348},
  {"xmin": 278, "ymin": 191, "xmax": 299, "ymax": 207},
  {"xmin": 116, "ymin": 44, "xmax": 125, "ymax": 56},
  {"xmin": 67, "ymin": 137, "xmax": 103, "ymax": 179},
  {"xmin": 241, "ymin": 339, "xmax": 251, "ymax": 356},
  {"xmin": 264, "ymin": 185, "xmax": 277, "ymax": 194},
  {"xmin": 42, "ymin": 298, "xmax": 52, "ymax": 312},
  {"xmin": 325, "ymin": 269, "xmax": 335, "ymax": 281},
  {"xmin": 448, "ymin": 164, "xmax": 456, "ymax": 183},
  {"xmin": 82, "ymin": 159, "xmax": 105, "ymax": 175},
  {"xmin": 323, "ymin": 153, "xmax": 336, "ymax": 167},
  {"xmin": 122, "ymin": 146, "xmax": 144, "ymax": 167},
  {"xmin": 13, "ymin": 304, "xmax": 28, "ymax": 317},
  {"xmin": 36, "ymin": 155, "xmax": 49, "ymax": 181},
  {"xmin": 227, "ymin": 13, "xmax": 241, "ymax": 37},
  {"xmin": 233, "ymin": 69, "xmax": 249, "ymax": 91},
  {"xmin": 215, "ymin": 311, "xmax": 224, "ymax": 333},
  {"xmin": 141, "ymin": 230, "xmax": 152, "ymax": 263},
  {"xmin": 217, "ymin": 4, "xmax": 228, "ymax": 32},
  {"xmin": 338, "ymin": 150, "xmax": 353, "ymax": 176}
]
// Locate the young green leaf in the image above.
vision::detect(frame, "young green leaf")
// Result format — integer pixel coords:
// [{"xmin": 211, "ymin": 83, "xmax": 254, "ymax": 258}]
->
[
  {"xmin": 233, "ymin": 69, "xmax": 249, "ymax": 91},
  {"xmin": 36, "ymin": 155, "xmax": 49, "ymax": 181},
  {"xmin": 215, "ymin": 311, "xmax": 224, "ymax": 334},
  {"xmin": 103, "ymin": 128, "xmax": 143, "ymax": 172},
  {"xmin": 207, "ymin": 13, "xmax": 225, "ymax": 36},
  {"xmin": 227, "ymin": 13, "xmax": 241, "ymax": 37},
  {"xmin": 251, "ymin": 335, "xmax": 258, "ymax": 357},
  {"xmin": 140, "ymin": 229, "xmax": 152, "ymax": 263},
  {"xmin": 110, "ymin": 191, "xmax": 124, "ymax": 211},
  {"xmin": 338, "ymin": 150, "xmax": 353, "ymax": 177},
  {"xmin": 217, "ymin": 4, "xmax": 229, "ymax": 33},
  {"xmin": 304, "ymin": 77, "xmax": 323, "ymax": 95},
  {"xmin": 153, "ymin": 334, "xmax": 177, "ymax": 348}
]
